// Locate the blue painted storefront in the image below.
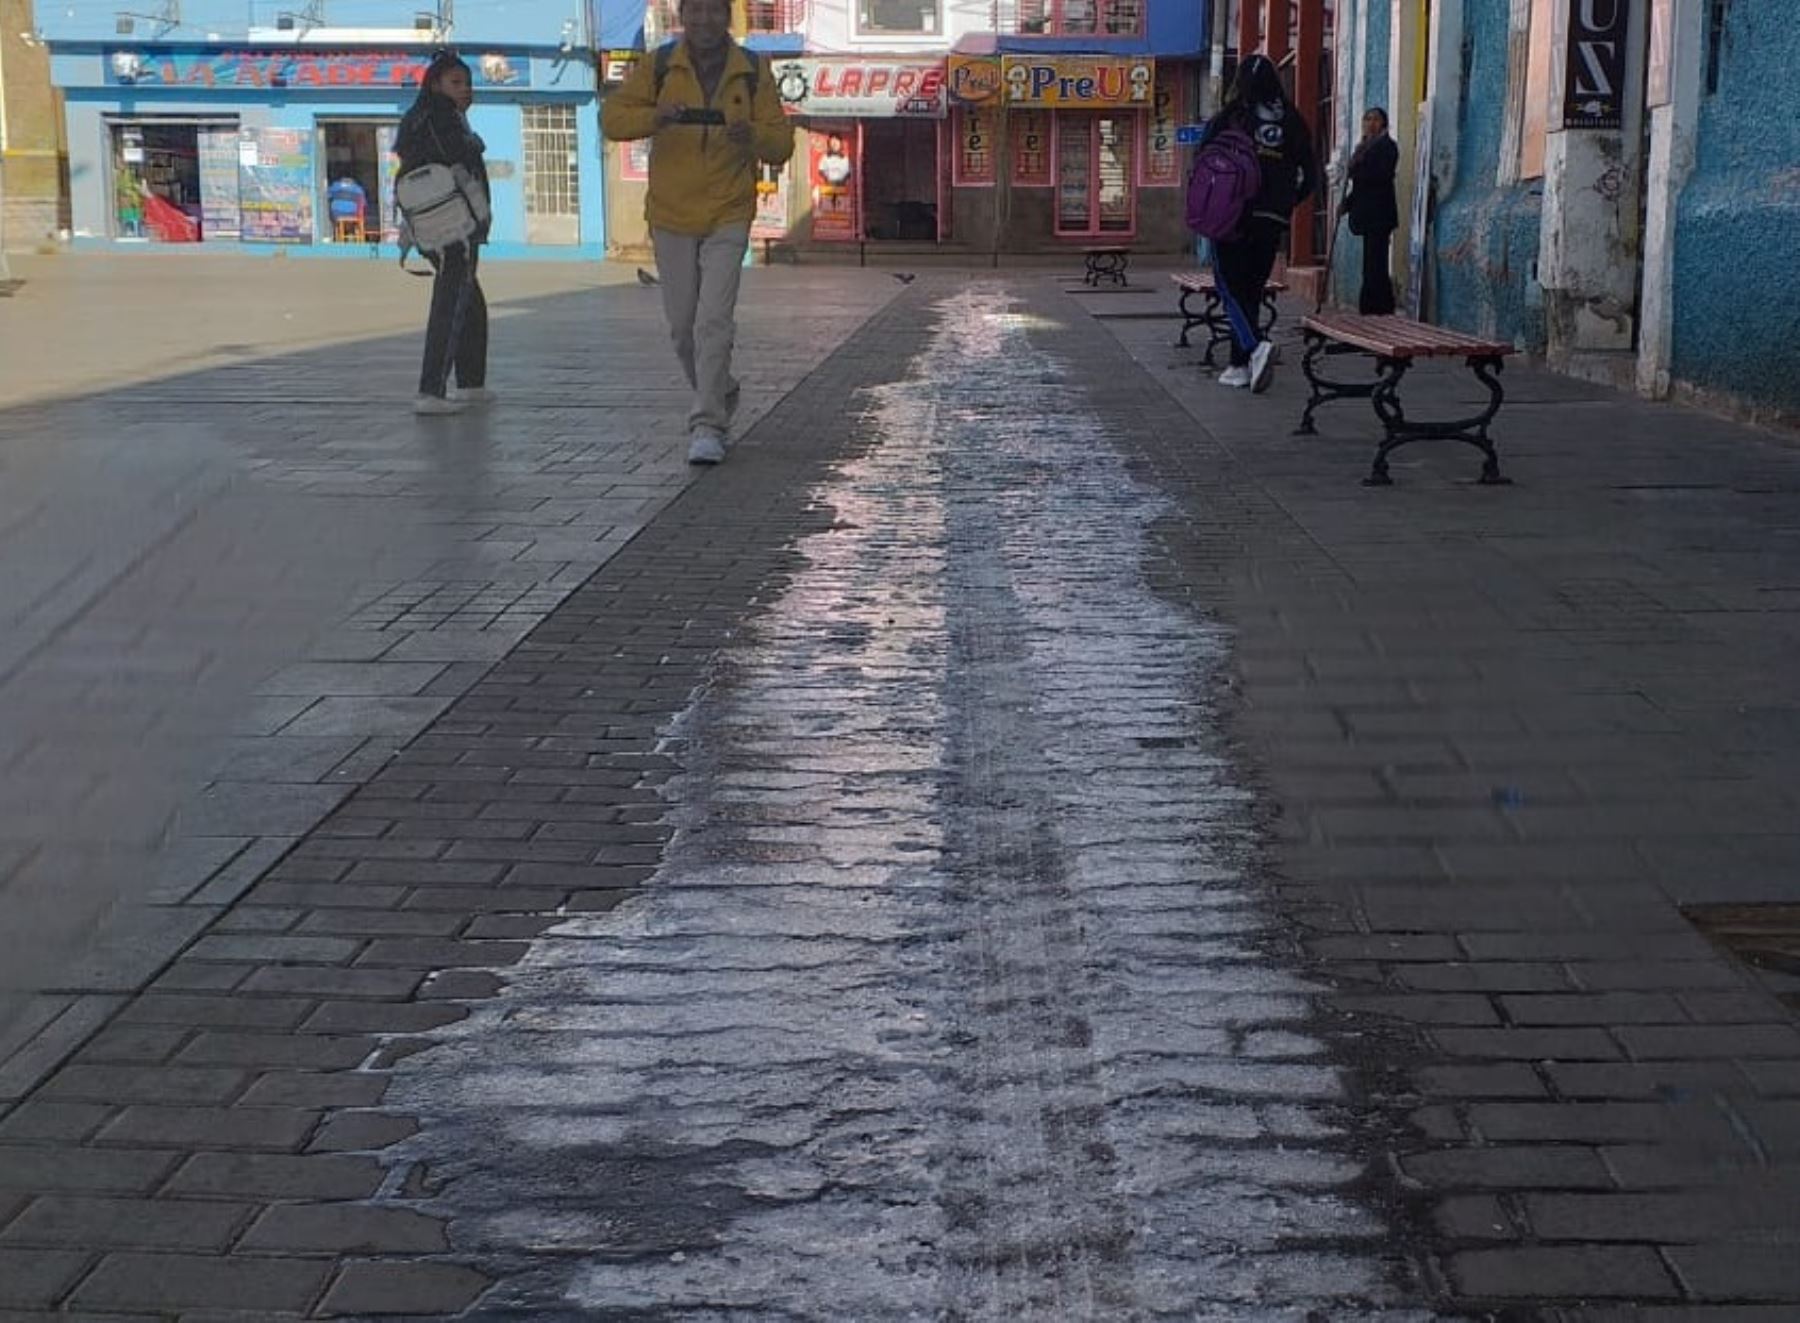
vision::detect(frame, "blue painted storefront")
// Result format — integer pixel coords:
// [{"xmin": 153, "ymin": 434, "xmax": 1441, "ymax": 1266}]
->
[
  {"xmin": 1670, "ymin": 0, "xmax": 1800, "ymax": 415},
  {"xmin": 43, "ymin": 1, "xmax": 609, "ymax": 259}
]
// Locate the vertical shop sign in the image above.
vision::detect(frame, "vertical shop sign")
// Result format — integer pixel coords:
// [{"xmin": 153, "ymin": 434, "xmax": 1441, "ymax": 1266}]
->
[
  {"xmin": 237, "ymin": 127, "xmax": 313, "ymax": 243},
  {"xmin": 1011, "ymin": 110, "xmax": 1052, "ymax": 186},
  {"xmin": 198, "ymin": 125, "xmax": 241, "ymax": 238},
  {"xmin": 1563, "ymin": 0, "xmax": 1629, "ymax": 129},
  {"xmin": 620, "ymin": 138, "xmax": 651, "ymax": 182},
  {"xmin": 752, "ymin": 162, "xmax": 790, "ymax": 238},
  {"xmin": 955, "ymin": 105, "xmax": 997, "ymax": 186},
  {"xmin": 1141, "ymin": 65, "xmax": 1182, "ymax": 187},
  {"xmin": 809, "ymin": 128, "xmax": 859, "ymax": 241}
]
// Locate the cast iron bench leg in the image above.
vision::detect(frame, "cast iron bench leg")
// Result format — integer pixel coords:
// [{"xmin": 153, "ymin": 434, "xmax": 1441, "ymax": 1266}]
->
[
  {"xmin": 1294, "ymin": 332, "xmax": 1381, "ymax": 436},
  {"xmin": 1365, "ymin": 353, "xmax": 1511, "ymax": 486}
]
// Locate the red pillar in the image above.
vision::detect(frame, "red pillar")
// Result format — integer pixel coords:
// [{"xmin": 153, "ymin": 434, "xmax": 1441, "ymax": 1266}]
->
[
  {"xmin": 1236, "ymin": 0, "xmax": 1259, "ymax": 60},
  {"xmin": 1291, "ymin": 0, "xmax": 1324, "ymax": 263},
  {"xmin": 1265, "ymin": 0, "xmax": 1291, "ymax": 64}
]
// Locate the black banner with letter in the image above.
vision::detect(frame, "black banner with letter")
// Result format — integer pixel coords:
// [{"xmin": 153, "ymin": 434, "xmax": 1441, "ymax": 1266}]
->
[{"xmin": 1564, "ymin": 0, "xmax": 1630, "ymax": 130}]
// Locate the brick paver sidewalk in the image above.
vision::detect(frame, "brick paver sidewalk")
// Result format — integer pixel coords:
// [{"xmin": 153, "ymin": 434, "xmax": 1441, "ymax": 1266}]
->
[{"xmin": 0, "ymin": 270, "xmax": 1796, "ymax": 1317}]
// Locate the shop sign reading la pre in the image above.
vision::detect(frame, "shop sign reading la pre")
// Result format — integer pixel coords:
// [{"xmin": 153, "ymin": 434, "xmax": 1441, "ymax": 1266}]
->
[
  {"xmin": 1001, "ymin": 57, "xmax": 1153, "ymax": 107},
  {"xmin": 103, "ymin": 47, "xmax": 530, "ymax": 88},
  {"xmin": 773, "ymin": 59, "xmax": 947, "ymax": 119}
]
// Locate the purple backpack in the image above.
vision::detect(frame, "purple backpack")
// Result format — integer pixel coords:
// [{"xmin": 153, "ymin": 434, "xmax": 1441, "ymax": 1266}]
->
[{"xmin": 1186, "ymin": 126, "xmax": 1262, "ymax": 241}]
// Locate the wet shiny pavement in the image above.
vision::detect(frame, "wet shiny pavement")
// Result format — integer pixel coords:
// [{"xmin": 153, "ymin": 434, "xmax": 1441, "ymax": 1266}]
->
[{"xmin": 391, "ymin": 288, "xmax": 1426, "ymax": 1319}]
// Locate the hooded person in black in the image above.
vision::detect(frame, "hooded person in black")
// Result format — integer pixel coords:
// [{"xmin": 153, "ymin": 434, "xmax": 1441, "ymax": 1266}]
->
[
  {"xmin": 396, "ymin": 51, "xmax": 491, "ymax": 415},
  {"xmin": 1202, "ymin": 53, "xmax": 1318, "ymax": 393}
]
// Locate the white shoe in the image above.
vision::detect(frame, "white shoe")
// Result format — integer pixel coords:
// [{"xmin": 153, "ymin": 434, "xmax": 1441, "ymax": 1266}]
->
[
  {"xmin": 1218, "ymin": 366, "xmax": 1251, "ymax": 388},
  {"xmin": 456, "ymin": 387, "xmax": 497, "ymax": 405},
  {"xmin": 687, "ymin": 427, "xmax": 727, "ymax": 466},
  {"xmin": 1250, "ymin": 340, "xmax": 1277, "ymax": 394},
  {"xmin": 414, "ymin": 394, "xmax": 466, "ymax": 416}
]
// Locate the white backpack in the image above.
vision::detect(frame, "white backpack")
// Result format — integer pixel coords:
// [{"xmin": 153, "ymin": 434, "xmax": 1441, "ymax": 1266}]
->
[{"xmin": 395, "ymin": 163, "xmax": 489, "ymax": 255}]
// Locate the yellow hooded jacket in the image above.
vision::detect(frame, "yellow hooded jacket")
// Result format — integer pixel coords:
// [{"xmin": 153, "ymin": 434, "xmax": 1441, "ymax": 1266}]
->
[{"xmin": 602, "ymin": 41, "xmax": 795, "ymax": 237}]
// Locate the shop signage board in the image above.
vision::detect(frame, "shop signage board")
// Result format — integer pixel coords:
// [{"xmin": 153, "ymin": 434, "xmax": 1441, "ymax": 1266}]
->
[
  {"xmin": 772, "ymin": 59, "xmax": 947, "ymax": 118},
  {"xmin": 1141, "ymin": 65, "xmax": 1182, "ymax": 187},
  {"xmin": 1001, "ymin": 56, "xmax": 1154, "ymax": 107},
  {"xmin": 103, "ymin": 48, "xmax": 531, "ymax": 89},
  {"xmin": 1176, "ymin": 123, "xmax": 1205, "ymax": 145},
  {"xmin": 1562, "ymin": 0, "xmax": 1628, "ymax": 129},
  {"xmin": 947, "ymin": 55, "xmax": 1002, "ymax": 106},
  {"xmin": 954, "ymin": 105, "xmax": 998, "ymax": 186},
  {"xmin": 238, "ymin": 127, "xmax": 313, "ymax": 243},
  {"xmin": 1011, "ymin": 110, "xmax": 1051, "ymax": 186}
]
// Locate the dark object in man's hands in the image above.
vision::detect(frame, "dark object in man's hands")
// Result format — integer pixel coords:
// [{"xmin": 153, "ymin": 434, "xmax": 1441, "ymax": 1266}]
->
[{"xmin": 677, "ymin": 107, "xmax": 726, "ymax": 125}]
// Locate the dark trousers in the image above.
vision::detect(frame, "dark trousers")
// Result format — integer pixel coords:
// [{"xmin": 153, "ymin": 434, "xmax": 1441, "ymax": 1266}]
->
[
  {"xmin": 1212, "ymin": 216, "xmax": 1286, "ymax": 367},
  {"xmin": 418, "ymin": 243, "xmax": 487, "ymax": 398},
  {"xmin": 1359, "ymin": 227, "xmax": 1397, "ymax": 315}
]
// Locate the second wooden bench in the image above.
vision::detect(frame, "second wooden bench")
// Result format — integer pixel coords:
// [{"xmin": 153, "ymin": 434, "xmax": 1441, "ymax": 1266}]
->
[{"xmin": 1170, "ymin": 271, "xmax": 1285, "ymax": 367}]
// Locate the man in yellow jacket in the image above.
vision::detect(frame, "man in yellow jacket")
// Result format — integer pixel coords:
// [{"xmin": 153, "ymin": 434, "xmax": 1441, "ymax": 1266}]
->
[{"xmin": 603, "ymin": 0, "xmax": 794, "ymax": 465}]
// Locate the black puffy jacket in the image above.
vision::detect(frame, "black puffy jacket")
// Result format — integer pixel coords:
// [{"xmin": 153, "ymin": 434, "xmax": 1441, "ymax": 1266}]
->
[
  {"xmin": 395, "ymin": 92, "xmax": 490, "ymax": 240},
  {"xmin": 1201, "ymin": 55, "xmax": 1319, "ymax": 227}
]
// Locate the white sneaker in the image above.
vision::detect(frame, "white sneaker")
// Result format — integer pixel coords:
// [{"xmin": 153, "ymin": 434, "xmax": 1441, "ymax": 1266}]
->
[
  {"xmin": 1218, "ymin": 366, "xmax": 1251, "ymax": 388},
  {"xmin": 456, "ymin": 387, "xmax": 497, "ymax": 405},
  {"xmin": 1250, "ymin": 340, "xmax": 1277, "ymax": 394},
  {"xmin": 687, "ymin": 427, "xmax": 727, "ymax": 466},
  {"xmin": 414, "ymin": 394, "xmax": 466, "ymax": 416}
]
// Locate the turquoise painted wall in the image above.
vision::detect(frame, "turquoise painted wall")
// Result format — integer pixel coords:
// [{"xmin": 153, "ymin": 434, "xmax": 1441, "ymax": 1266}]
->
[
  {"xmin": 1670, "ymin": 0, "xmax": 1800, "ymax": 413},
  {"xmin": 1428, "ymin": 0, "xmax": 1541, "ymax": 346}
]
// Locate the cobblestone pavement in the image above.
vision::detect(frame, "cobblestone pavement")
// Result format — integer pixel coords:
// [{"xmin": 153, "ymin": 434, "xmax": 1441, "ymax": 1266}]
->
[
  {"xmin": 0, "ymin": 257, "xmax": 901, "ymax": 1086},
  {"xmin": 0, "ymin": 265, "xmax": 1798, "ymax": 1319}
]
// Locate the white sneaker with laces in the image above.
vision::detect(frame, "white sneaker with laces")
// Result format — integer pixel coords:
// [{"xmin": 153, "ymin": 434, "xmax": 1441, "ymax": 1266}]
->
[
  {"xmin": 1218, "ymin": 366, "xmax": 1251, "ymax": 388},
  {"xmin": 414, "ymin": 394, "xmax": 466, "ymax": 416},
  {"xmin": 687, "ymin": 427, "xmax": 727, "ymax": 466},
  {"xmin": 1250, "ymin": 340, "xmax": 1277, "ymax": 394},
  {"xmin": 456, "ymin": 387, "xmax": 497, "ymax": 405}
]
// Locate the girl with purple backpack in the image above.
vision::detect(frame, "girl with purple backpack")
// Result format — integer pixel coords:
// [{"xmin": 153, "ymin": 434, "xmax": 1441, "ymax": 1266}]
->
[{"xmin": 1193, "ymin": 54, "xmax": 1317, "ymax": 393}]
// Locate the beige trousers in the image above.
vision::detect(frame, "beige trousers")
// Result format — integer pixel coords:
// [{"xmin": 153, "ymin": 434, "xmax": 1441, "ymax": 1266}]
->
[{"xmin": 651, "ymin": 222, "xmax": 750, "ymax": 435}]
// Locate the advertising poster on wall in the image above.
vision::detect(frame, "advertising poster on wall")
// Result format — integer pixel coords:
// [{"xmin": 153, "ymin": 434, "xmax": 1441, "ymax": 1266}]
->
[
  {"xmin": 1011, "ymin": 110, "xmax": 1051, "ymax": 186},
  {"xmin": 620, "ymin": 138, "xmax": 651, "ymax": 183},
  {"xmin": 238, "ymin": 127, "xmax": 313, "ymax": 243},
  {"xmin": 809, "ymin": 128, "xmax": 858, "ymax": 241},
  {"xmin": 1141, "ymin": 65, "xmax": 1182, "ymax": 187},
  {"xmin": 376, "ymin": 123, "xmax": 402, "ymax": 244},
  {"xmin": 955, "ymin": 105, "xmax": 997, "ymax": 186},
  {"xmin": 752, "ymin": 162, "xmax": 790, "ymax": 238},
  {"xmin": 198, "ymin": 125, "xmax": 241, "ymax": 239}
]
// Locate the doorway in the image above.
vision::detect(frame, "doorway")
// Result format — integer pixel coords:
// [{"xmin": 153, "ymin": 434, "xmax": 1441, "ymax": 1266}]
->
[
  {"xmin": 860, "ymin": 119, "xmax": 940, "ymax": 241},
  {"xmin": 111, "ymin": 122, "xmax": 203, "ymax": 241},
  {"xmin": 317, "ymin": 120, "xmax": 396, "ymax": 244}
]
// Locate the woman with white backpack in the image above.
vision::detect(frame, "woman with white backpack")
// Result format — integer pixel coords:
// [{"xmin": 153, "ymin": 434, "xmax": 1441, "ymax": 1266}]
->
[{"xmin": 396, "ymin": 51, "xmax": 493, "ymax": 416}]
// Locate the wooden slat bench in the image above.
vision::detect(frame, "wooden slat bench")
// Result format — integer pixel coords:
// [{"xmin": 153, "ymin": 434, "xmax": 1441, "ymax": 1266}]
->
[
  {"xmin": 1296, "ymin": 311, "xmax": 1518, "ymax": 487},
  {"xmin": 1083, "ymin": 247, "xmax": 1130, "ymax": 288},
  {"xmin": 1170, "ymin": 271, "xmax": 1285, "ymax": 367}
]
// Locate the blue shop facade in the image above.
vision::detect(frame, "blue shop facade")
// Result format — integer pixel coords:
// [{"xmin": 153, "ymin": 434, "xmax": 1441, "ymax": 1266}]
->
[{"xmin": 44, "ymin": 8, "xmax": 606, "ymax": 258}]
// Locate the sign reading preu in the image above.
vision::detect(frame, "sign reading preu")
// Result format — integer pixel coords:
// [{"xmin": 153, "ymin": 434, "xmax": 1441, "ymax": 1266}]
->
[
  {"xmin": 1563, "ymin": 0, "xmax": 1629, "ymax": 130},
  {"xmin": 1002, "ymin": 57, "xmax": 1154, "ymax": 108},
  {"xmin": 104, "ymin": 48, "xmax": 530, "ymax": 89}
]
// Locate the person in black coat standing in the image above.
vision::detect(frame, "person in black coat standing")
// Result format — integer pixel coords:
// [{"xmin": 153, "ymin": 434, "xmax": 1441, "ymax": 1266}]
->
[
  {"xmin": 1341, "ymin": 107, "xmax": 1400, "ymax": 316},
  {"xmin": 396, "ymin": 51, "xmax": 492, "ymax": 415}
]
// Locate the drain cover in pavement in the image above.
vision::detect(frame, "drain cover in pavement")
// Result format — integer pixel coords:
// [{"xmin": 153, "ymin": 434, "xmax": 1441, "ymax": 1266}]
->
[{"xmin": 1685, "ymin": 904, "xmax": 1800, "ymax": 1013}]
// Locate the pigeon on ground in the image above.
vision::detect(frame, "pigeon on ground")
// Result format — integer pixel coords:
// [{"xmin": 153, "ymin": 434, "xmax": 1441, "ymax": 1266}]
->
[
  {"xmin": 892, "ymin": 272, "xmax": 916, "ymax": 284},
  {"xmin": 636, "ymin": 268, "xmax": 659, "ymax": 287}
]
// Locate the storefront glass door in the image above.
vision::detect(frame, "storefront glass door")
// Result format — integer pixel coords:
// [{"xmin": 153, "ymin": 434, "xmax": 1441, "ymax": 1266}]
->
[
  {"xmin": 111, "ymin": 122, "xmax": 211, "ymax": 242},
  {"xmin": 860, "ymin": 118, "xmax": 940, "ymax": 241},
  {"xmin": 1053, "ymin": 112, "xmax": 1138, "ymax": 238}
]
